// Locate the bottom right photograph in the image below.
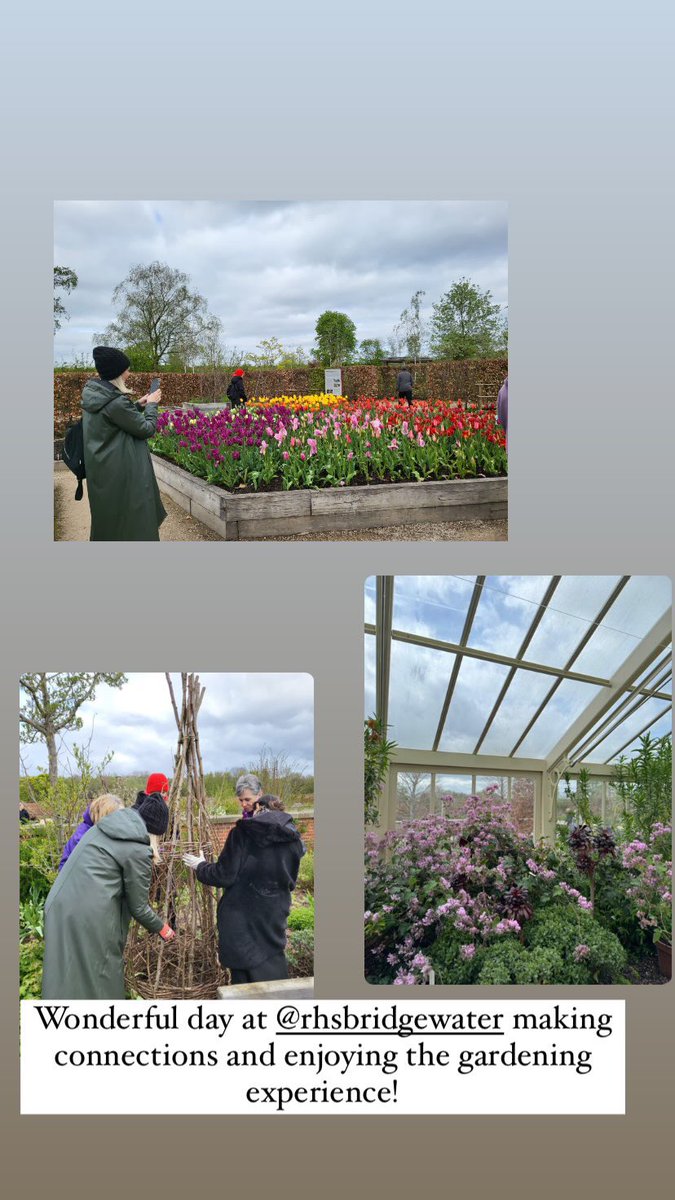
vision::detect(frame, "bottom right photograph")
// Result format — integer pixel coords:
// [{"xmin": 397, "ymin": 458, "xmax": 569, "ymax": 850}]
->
[{"xmin": 364, "ymin": 574, "xmax": 672, "ymax": 985}]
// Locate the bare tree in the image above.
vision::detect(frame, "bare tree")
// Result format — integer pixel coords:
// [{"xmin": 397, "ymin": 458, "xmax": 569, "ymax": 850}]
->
[{"xmin": 20, "ymin": 673, "xmax": 127, "ymax": 786}]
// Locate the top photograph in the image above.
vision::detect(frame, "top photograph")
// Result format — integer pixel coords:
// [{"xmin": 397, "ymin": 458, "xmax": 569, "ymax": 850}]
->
[{"xmin": 53, "ymin": 201, "xmax": 508, "ymax": 543}]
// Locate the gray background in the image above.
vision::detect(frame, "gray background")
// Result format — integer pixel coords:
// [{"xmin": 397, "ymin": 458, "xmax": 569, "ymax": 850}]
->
[{"xmin": 1, "ymin": 1, "xmax": 673, "ymax": 1196}]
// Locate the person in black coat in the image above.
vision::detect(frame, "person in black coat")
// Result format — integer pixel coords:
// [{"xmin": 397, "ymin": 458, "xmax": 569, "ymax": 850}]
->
[
  {"xmin": 226, "ymin": 369, "xmax": 248, "ymax": 408},
  {"xmin": 183, "ymin": 796, "xmax": 304, "ymax": 984},
  {"xmin": 396, "ymin": 365, "xmax": 414, "ymax": 406}
]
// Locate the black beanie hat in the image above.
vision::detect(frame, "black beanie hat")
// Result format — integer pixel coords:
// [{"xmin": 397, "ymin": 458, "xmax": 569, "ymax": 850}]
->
[
  {"xmin": 93, "ymin": 346, "xmax": 131, "ymax": 381},
  {"xmin": 136, "ymin": 792, "xmax": 169, "ymax": 836}
]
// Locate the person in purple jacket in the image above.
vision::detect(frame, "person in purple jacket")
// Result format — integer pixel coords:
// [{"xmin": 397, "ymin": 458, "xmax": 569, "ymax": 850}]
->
[
  {"xmin": 57, "ymin": 793, "xmax": 123, "ymax": 871},
  {"xmin": 497, "ymin": 376, "xmax": 508, "ymax": 449}
]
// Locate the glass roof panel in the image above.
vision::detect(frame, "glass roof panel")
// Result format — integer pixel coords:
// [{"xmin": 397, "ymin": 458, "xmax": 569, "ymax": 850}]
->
[
  {"xmin": 364, "ymin": 633, "xmax": 376, "ymax": 719},
  {"xmin": 439, "ymin": 656, "xmax": 512, "ymax": 752},
  {"xmin": 574, "ymin": 577, "xmax": 672, "ymax": 677},
  {"xmin": 517, "ymin": 678, "xmax": 605, "ymax": 758},
  {"xmin": 364, "ymin": 577, "xmax": 377, "ymax": 625},
  {"xmin": 524, "ymin": 576, "xmax": 623, "ymax": 670},
  {"xmin": 388, "ymin": 639, "xmax": 455, "ymax": 749},
  {"xmin": 466, "ymin": 575, "xmax": 553, "ymax": 658},
  {"xmin": 605, "ymin": 711, "xmax": 673, "ymax": 763},
  {"xmin": 630, "ymin": 651, "xmax": 672, "ymax": 692},
  {"xmin": 479, "ymin": 668, "xmax": 558, "ymax": 755},
  {"xmin": 392, "ymin": 576, "xmax": 476, "ymax": 643},
  {"xmin": 583, "ymin": 697, "xmax": 672, "ymax": 763},
  {"xmin": 571, "ymin": 669, "xmax": 672, "ymax": 757}
]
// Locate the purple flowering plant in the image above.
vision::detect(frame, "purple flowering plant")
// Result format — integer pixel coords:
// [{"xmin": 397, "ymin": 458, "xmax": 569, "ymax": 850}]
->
[
  {"xmin": 365, "ymin": 789, "xmax": 568, "ymax": 985},
  {"xmin": 621, "ymin": 822, "xmax": 672, "ymax": 946},
  {"xmin": 150, "ymin": 400, "xmax": 507, "ymax": 493}
]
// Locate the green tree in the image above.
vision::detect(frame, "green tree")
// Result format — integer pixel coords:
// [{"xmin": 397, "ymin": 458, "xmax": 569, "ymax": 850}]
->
[
  {"xmin": 314, "ymin": 310, "xmax": 357, "ymax": 367},
  {"xmin": 98, "ymin": 261, "xmax": 212, "ymax": 369},
  {"xmin": 245, "ymin": 337, "xmax": 286, "ymax": 368},
  {"xmin": 394, "ymin": 289, "xmax": 426, "ymax": 369},
  {"xmin": 20, "ymin": 673, "xmax": 127, "ymax": 786},
  {"xmin": 357, "ymin": 338, "xmax": 386, "ymax": 364},
  {"xmin": 429, "ymin": 277, "xmax": 506, "ymax": 359},
  {"xmin": 54, "ymin": 266, "xmax": 78, "ymax": 332}
]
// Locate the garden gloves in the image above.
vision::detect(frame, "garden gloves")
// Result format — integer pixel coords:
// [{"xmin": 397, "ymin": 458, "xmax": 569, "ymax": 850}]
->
[{"xmin": 183, "ymin": 853, "xmax": 206, "ymax": 870}]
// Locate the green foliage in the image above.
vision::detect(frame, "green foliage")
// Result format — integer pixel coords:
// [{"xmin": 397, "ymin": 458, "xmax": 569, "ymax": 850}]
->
[
  {"xmin": 286, "ymin": 929, "xmax": 314, "ymax": 978},
  {"xmin": 476, "ymin": 941, "xmax": 565, "ymax": 985},
  {"xmin": 592, "ymin": 855, "xmax": 649, "ymax": 955},
  {"xmin": 429, "ymin": 277, "xmax": 506, "ymax": 359},
  {"xmin": 20, "ymin": 672, "xmax": 126, "ymax": 783},
  {"xmin": 54, "ymin": 266, "xmax": 78, "ymax": 332},
  {"xmin": 19, "ymin": 825, "xmax": 57, "ymax": 901},
  {"xmin": 526, "ymin": 904, "xmax": 627, "ymax": 983},
  {"xmin": 358, "ymin": 338, "xmax": 387, "ymax": 364},
  {"xmin": 99, "ymin": 261, "xmax": 213, "ymax": 369},
  {"xmin": 613, "ymin": 733, "xmax": 672, "ymax": 840},
  {"xmin": 20, "ymin": 890, "xmax": 45, "ymax": 942},
  {"xmin": 19, "ymin": 940, "xmax": 44, "ymax": 1000},
  {"xmin": 394, "ymin": 290, "xmax": 426, "ymax": 363},
  {"xmin": 364, "ymin": 717, "xmax": 397, "ymax": 827},
  {"xmin": 562, "ymin": 768, "xmax": 594, "ymax": 826},
  {"xmin": 124, "ymin": 342, "xmax": 158, "ymax": 371},
  {"xmin": 296, "ymin": 849, "xmax": 314, "ymax": 893},
  {"xmin": 287, "ymin": 897, "xmax": 315, "ymax": 930},
  {"xmin": 314, "ymin": 310, "xmax": 357, "ymax": 366}
]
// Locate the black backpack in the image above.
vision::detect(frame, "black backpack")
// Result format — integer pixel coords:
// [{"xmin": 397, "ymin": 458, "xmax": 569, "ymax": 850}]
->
[
  {"xmin": 62, "ymin": 394, "xmax": 115, "ymax": 501},
  {"xmin": 62, "ymin": 420, "xmax": 86, "ymax": 501}
]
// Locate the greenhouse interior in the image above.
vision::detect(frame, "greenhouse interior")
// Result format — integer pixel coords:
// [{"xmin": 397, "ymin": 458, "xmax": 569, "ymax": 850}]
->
[{"xmin": 364, "ymin": 575, "xmax": 672, "ymax": 985}]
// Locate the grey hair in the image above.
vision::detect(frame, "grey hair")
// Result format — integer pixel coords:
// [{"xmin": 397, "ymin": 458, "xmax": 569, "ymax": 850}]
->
[{"xmin": 235, "ymin": 773, "xmax": 263, "ymax": 797}]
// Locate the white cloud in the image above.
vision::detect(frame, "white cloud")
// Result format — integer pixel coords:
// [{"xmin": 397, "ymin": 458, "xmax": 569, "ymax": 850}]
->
[{"xmin": 54, "ymin": 200, "xmax": 508, "ymax": 361}]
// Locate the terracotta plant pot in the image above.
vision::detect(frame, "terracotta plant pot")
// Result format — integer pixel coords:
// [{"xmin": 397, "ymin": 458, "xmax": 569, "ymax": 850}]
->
[{"xmin": 655, "ymin": 939, "xmax": 672, "ymax": 980}]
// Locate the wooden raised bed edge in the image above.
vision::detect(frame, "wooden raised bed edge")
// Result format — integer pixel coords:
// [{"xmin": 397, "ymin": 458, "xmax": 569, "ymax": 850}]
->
[{"xmin": 151, "ymin": 454, "xmax": 507, "ymax": 541}]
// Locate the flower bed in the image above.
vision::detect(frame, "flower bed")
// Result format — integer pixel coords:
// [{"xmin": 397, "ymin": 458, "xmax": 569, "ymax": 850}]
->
[
  {"xmin": 151, "ymin": 397, "xmax": 507, "ymax": 494},
  {"xmin": 364, "ymin": 791, "xmax": 672, "ymax": 985}
]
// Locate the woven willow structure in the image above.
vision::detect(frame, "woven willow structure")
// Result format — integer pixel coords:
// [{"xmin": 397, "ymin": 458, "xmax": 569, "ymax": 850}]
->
[{"xmin": 125, "ymin": 673, "xmax": 227, "ymax": 999}]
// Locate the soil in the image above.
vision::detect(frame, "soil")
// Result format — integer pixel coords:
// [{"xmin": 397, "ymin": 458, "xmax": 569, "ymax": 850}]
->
[{"xmin": 624, "ymin": 953, "xmax": 669, "ymax": 984}]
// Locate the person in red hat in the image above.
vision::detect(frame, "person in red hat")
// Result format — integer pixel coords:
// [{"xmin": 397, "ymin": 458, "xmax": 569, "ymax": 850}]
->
[{"xmin": 226, "ymin": 368, "xmax": 248, "ymax": 408}]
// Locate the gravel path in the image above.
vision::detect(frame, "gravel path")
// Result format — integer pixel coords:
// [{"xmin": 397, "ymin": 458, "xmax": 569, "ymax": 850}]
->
[
  {"xmin": 54, "ymin": 465, "xmax": 224, "ymax": 541},
  {"xmin": 54, "ymin": 464, "xmax": 507, "ymax": 542}
]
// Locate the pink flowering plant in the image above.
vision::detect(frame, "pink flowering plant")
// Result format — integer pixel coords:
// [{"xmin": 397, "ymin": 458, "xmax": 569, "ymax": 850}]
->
[
  {"xmin": 150, "ymin": 398, "xmax": 507, "ymax": 493},
  {"xmin": 364, "ymin": 788, "xmax": 619, "ymax": 984},
  {"xmin": 621, "ymin": 823, "xmax": 672, "ymax": 947}
]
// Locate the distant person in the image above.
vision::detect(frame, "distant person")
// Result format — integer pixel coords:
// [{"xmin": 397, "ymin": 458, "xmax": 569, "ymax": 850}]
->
[
  {"xmin": 226, "ymin": 368, "xmax": 248, "ymax": 408},
  {"xmin": 57, "ymin": 793, "xmax": 124, "ymax": 871},
  {"xmin": 42, "ymin": 794, "xmax": 174, "ymax": 1000},
  {"xmin": 81, "ymin": 346, "xmax": 166, "ymax": 541},
  {"xmin": 497, "ymin": 375, "xmax": 508, "ymax": 448},
  {"xmin": 396, "ymin": 365, "xmax": 414, "ymax": 406},
  {"xmin": 183, "ymin": 794, "xmax": 304, "ymax": 985}
]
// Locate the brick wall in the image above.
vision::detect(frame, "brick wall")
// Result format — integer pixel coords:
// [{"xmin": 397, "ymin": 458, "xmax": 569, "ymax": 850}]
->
[
  {"xmin": 210, "ymin": 810, "xmax": 314, "ymax": 853},
  {"xmin": 54, "ymin": 360, "xmax": 507, "ymax": 439}
]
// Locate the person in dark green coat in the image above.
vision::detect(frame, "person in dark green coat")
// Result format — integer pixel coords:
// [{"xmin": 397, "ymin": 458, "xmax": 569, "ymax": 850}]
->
[
  {"xmin": 82, "ymin": 346, "xmax": 167, "ymax": 541},
  {"xmin": 42, "ymin": 796, "xmax": 175, "ymax": 1000}
]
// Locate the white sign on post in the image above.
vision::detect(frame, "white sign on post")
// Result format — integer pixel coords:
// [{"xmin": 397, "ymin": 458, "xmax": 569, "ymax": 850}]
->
[{"xmin": 324, "ymin": 369, "xmax": 342, "ymax": 396}]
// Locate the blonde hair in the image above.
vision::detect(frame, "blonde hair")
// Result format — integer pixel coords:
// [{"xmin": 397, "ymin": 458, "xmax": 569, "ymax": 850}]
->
[
  {"xmin": 149, "ymin": 833, "xmax": 162, "ymax": 864},
  {"xmin": 89, "ymin": 794, "xmax": 124, "ymax": 824},
  {"xmin": 110, "ymin": 371, "xmax": 133, "ymax": 394}
]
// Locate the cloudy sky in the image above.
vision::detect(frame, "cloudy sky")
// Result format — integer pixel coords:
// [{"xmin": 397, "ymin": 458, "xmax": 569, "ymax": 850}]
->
[
  {"xmin": 53, "ymin": 201, "xmax": 508, "ymax": 363},
  {"xmin": 20, "ymin": 673, "xmax": 314, "ymax": 777},
  {"xmin": 365, "ymin": 576, "xmax": 672, "ymax": 763}
]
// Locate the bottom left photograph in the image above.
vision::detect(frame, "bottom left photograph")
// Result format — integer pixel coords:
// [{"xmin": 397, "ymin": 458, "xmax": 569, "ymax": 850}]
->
[{"xmin": 19, "ymin": 671, "xmax": 315, "ymax": 1001}]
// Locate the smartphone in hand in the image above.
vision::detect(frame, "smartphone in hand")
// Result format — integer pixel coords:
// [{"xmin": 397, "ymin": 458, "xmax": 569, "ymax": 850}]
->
[{"xmin": 149, "ymin": 377, "xmax": 161, "ymax": 394}]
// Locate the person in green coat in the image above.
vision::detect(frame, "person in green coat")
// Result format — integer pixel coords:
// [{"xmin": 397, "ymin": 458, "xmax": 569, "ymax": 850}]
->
[
  {"xmin": 41, "ymin": 795, "xmax": 175, "ymax": 1000},
  {"xmin": 82, "ymin": 346, "xmax": 167, "ymax": 541}
]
